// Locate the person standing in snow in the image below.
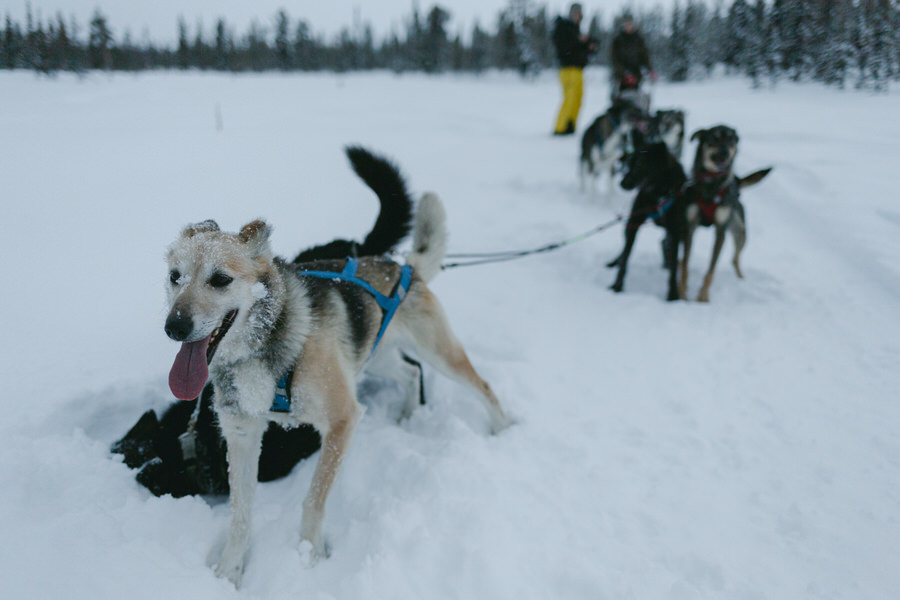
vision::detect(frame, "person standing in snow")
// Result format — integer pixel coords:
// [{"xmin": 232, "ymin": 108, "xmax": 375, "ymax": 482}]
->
[
  {"xmin": 552, "ymin": 3, "xmax": 597, "ymax": 136},
  {"xmin": 610, "ymin": 12, "xmax": 656, "ymax": 101}
]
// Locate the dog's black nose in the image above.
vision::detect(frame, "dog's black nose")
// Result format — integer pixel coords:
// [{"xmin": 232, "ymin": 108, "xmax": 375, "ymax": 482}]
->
[{"xmin": 165, "ymin": 314, "xmax": 194, "ymax": 342}]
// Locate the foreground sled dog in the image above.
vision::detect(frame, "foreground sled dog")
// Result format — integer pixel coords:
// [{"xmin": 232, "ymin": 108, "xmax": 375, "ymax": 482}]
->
[
  {"xmin": 681, "ymin": 125, "xmax": 772, "ymax": 302},
  {"xmin": 114, "ymin": 146, "xmax": 416, "ymax": 498},
  {"xmin": 164, "ymin": 195, "xmax": 510, "ymax": 586}
]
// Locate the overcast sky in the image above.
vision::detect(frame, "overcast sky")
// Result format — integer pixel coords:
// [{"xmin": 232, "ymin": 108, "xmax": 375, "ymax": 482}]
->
[{"xmin": 1, "ymin": 1, "xmax": 676, "ymax": 43}]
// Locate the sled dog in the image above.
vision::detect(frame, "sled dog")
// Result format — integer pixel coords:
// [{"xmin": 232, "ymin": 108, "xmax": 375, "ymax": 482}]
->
[
  {"xmin": 163, "ymin": 195, "xmax": 509, "ymax": 587},
  {"xmin": 681, "ymin": 125, "xmax": 772, "ymax": 302},
  {"xmin": 651, "ymin": 109, "xmax": 686, "ymax": 160},
  {"xmin": 115, "ymin": 146, "xmax": 416, "ymax": 498},
  {"xmin": 579, "ymin": 99, "xmax": 647, "ymax": 198},
  {"xmin": 607, "ymin": 132, "xmax": 688, "ymax": 301}
]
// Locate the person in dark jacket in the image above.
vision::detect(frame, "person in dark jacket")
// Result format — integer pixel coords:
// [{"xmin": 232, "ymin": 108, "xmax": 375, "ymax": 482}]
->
[
  {"xmin": 552, "ymin": 3, "xmax": 597, "ymax": 135},
  {"xmin": 610, "ymin": 13, "xmax": 656, "ymax": 100}
]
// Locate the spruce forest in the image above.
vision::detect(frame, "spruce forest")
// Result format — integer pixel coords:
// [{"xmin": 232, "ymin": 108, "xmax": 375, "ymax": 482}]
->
[{"xmin": 2, "ymin": 0, "xmax": 898, "ymax": 90}]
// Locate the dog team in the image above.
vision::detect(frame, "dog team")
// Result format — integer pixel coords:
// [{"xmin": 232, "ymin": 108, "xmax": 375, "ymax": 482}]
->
[{"xmin": 111, "ymin": 21, "xmax": 771, "ymax": 588}]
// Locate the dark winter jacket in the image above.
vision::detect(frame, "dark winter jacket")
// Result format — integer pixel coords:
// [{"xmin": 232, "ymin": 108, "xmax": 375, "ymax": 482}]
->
[
  {"xmin": 552, "ymin": 17, "xmax": 593, "ymax": 69},
  {"xmin": 611, "ymin": 31, "xmax": 651, "ymax": 79}
]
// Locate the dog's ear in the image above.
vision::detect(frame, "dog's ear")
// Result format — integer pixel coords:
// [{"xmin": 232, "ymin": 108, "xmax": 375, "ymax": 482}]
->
[
  {"xmin": 238, "ymin": 219, "xmax": 272, "ymax": 257},
  {"xmin": 182, "ymin": 220, "xmax": 219, "ymax": 238},
  {"xmin": 690, "ymin": 128, "xmax": 707, "ymax": 143}
]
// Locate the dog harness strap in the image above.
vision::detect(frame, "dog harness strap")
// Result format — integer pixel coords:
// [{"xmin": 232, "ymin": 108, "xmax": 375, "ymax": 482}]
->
[
  {"xmin": 271, "ymin": 369, "xmax": 294, "ymax": 413},
  {"xmin": 647, "ymin": 194, "xmax": 676, "ymax": 221},
  {"xmin": 300, "ymin": 257, "xmax": 414, "ymax": 354},
  {"xmin": 272, "ymin": 258, "xmax": 414, "ymax": 413},
  {"xmin": 372, "ymin": 263, "xmax": 413, "ymax": 355}
]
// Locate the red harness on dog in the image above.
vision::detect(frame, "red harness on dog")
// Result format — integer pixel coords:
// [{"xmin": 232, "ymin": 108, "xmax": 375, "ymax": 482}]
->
[{"xmin": 692, "ymin": 171, "xmax": 734, "ymax": 226}]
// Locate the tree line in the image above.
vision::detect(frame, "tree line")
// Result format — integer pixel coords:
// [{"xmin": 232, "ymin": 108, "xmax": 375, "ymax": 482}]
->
[{"xmin": 2, "ymin": 1, "xmax": 898, "ymax": 90}]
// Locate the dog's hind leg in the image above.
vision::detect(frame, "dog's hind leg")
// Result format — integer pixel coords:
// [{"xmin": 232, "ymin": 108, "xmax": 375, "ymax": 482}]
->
[
  {"xmin": 401, "ymin": 288, "xmax": 510, "ymax": 434},
  {"xmin": 731, "ymin": 209, "xmax": 747, "ymax": 279},
  {"xmin": 215, "ymin": 411, "xmax": 267, "ymax": 587},
  {"xmin": 366, "ymin": 348, "xmax": 425, "ymax": 421},
  {"xmin": 579, "ymin": 158, "xmax": 589, "ymax": 193}
]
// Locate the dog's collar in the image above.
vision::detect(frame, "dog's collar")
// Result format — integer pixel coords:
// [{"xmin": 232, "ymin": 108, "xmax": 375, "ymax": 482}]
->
[{"xmin": 270, "ymin": 257, "xmax": 414, "ymax": 414}]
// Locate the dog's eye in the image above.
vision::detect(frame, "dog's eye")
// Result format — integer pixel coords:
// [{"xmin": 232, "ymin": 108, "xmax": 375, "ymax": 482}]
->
[
  {"xmin": 169, "ymin": 270, "xmax": 181, "ymax": 285},
  {"xmin": 209, "ymin": 272, "xmax": 233, "ymax": 288}
]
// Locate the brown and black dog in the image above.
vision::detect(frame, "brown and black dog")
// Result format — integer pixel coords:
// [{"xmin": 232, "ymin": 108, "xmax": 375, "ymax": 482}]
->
[{"xmin": 681, "ymin": 125, "xmax": 772, "ymax": 302}]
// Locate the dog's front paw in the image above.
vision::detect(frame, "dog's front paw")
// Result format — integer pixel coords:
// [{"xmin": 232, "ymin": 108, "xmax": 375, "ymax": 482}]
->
[
  {"xmin": 697, "ymin": 289, "xmax": 710, "ymax": 303},
  {"xmin": 609, "ymin": 282, "xmax": 624, "ymax": 293},
  {"xmin": 490, "ymin": 414, "xmax": 513, "ymax": 435},
  {"xmin": 298, "ymin": 538, "xmax": 330, "ymax": 568},
  {"xmin": 214, "ymin": 540, "xmax": 248, "ymax": 588},
  {"xmin": 666, "ymin": 289, "xmax": 681, "ymax": 302},
  {"xmin": 214, "ymin": 553, "xmax": 245, "ymax": 588}
]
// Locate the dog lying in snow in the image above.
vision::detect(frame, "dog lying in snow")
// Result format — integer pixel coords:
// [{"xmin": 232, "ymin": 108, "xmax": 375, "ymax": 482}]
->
[
  {"xmin": 162, "ymin": 169, "xmax": 509, "ymax": 587},
  {"xmin": 113, "ymin": 147, "xmax": 418, "ymax": 498}
]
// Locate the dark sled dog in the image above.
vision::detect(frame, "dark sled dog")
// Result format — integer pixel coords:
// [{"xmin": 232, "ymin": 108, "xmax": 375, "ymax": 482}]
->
[
  {"xmin": 607, "ymin": 132, "xmax": 688, "ymax": 301},
  {"xmin": 651, "ymin": 109, "xmax": 686, "ymax": 160},
  {"xmin": 161, "ymin": 180, "xmax": 509, "ymax": 586},
  {"xmin": 579, "ymin": 99, "xmax": 648, "ymax": 198},
  {"xmin": 680, "ymin": 125, "xmax": 772, "ymax": 302},
  {"xmin": 112, "ymin": 147, "xmax": 418, "ymax": 498}
]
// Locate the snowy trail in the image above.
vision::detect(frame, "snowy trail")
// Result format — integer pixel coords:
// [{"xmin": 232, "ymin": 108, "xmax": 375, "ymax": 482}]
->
[{"xmin": 1, "ymin": 71, "xmax": 898, "ymax": 600}]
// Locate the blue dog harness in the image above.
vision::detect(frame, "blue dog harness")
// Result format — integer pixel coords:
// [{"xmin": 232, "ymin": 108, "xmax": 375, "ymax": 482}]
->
[{"xmin": 271, "ymin": 258, "xmax": 414, "ymax": 413}]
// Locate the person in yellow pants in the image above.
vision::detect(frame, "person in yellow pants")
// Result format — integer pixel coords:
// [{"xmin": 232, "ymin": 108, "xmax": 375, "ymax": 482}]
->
[{"xmin": 552, "ymin": 4, "xmax": 597, "ymax": 135}]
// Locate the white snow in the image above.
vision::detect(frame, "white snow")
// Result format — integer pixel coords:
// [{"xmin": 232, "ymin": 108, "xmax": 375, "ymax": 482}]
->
[{"xmin": 1, "ymin": 69, "xmax": 898, "ymax": 600}]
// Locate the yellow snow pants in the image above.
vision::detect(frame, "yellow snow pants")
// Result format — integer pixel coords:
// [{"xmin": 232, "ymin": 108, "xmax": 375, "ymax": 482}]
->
[{"xmin": 554, "ymin": 67, "xmax": 584, "ymax": 133}]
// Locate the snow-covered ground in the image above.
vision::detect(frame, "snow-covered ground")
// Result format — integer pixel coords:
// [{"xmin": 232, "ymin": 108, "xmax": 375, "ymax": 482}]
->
[{"xmin": 1, "ymin": 68, "xmax": 898, "ymax": 600}]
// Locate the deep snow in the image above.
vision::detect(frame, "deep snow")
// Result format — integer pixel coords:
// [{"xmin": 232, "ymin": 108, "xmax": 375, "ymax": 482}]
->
[{"xmin": 1, "ymin": 69, "xmax": 898, "ymax": 600}]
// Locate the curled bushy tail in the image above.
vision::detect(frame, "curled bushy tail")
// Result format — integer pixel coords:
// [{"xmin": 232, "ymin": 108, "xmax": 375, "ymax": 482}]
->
[
  {"xmin": 407, "ymin": 193, "xmax": 447, "ymax": 282},
  {"xmin": 346, "ymin": 145, "xmax": 414, "ymax": 255},
  {"xmin": 292, "ymin": 146, "xmax": 413, "ymax": 265}
]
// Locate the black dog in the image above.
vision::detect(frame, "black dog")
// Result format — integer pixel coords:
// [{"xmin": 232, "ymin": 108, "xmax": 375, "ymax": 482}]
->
[
  {"xmin": 112, "ymin": 146, "xmax": 420, "ymax": 497},
  {"xmin": 607, "ymin": 132, "xmax": 688, "ymax": 301},
  {"xmin": 681, "ymin": 126, "xmax": 772, "ymax": 302}
]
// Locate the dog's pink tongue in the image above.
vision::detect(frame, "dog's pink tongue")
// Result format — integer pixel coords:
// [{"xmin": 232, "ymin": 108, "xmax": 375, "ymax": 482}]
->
[{"xmin": 169, "ymin": 336, "xmax": 211, "ymax": 400}]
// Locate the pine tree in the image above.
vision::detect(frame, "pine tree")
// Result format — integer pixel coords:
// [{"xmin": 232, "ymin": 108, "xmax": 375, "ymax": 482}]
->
[
  {"xmin": 293, "ymin": 20, "xmax": 317, "ymax": 70},
  {"xmin": 470, "ymin": 21, "xmax": 490, "ymax": 73},
  {"xmin": 2, "ymin": 15, "xmax": 20, "ymax": 68},
  {"xmin": 494, "ymin": 10, "xmax": 519, "ymax": 70},
  {"xmin": 670, "ymin": 2, "xmax": 690, "ymax": 81},
  {"xmin": 176, "ymin": 17, "xmax": 189, "ymax": 68},
  {"xmin": 213, "ymin": 18, "xmax": 231, "ymax": 70},
  {"xmin": 274, "ymin": 9, "xmax": 291, "ymax": 70},
  {"xmin": 192, "ymin": 21, "xmax": 209, "ymax": 69},
  {"xmin": 88, "ymin": 9, "xmax": 112, "ymax": 70},
  {"xmin": 724, "ymin": 0, "xmax": 752, "ymax": 73},
  {"xmin": 50, "ymin": 13, "xmax": 72, "ymax": 71},
  {"xmin": 745, "ymin": 0, "xmax": 768, "ymax": 87},
  {"xmin": 867, "ymin": 0, "xmax": 892, "ymax": 91},
  {"xmin": 422, "ymin": 5, "xmax": 450, "ymax": 73}
]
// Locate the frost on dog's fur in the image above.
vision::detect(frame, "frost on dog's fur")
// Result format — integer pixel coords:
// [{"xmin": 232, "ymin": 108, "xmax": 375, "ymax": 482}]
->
[{"xmin": 162, "ymin": 191, "xmax": 510, "ymax": 588}]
